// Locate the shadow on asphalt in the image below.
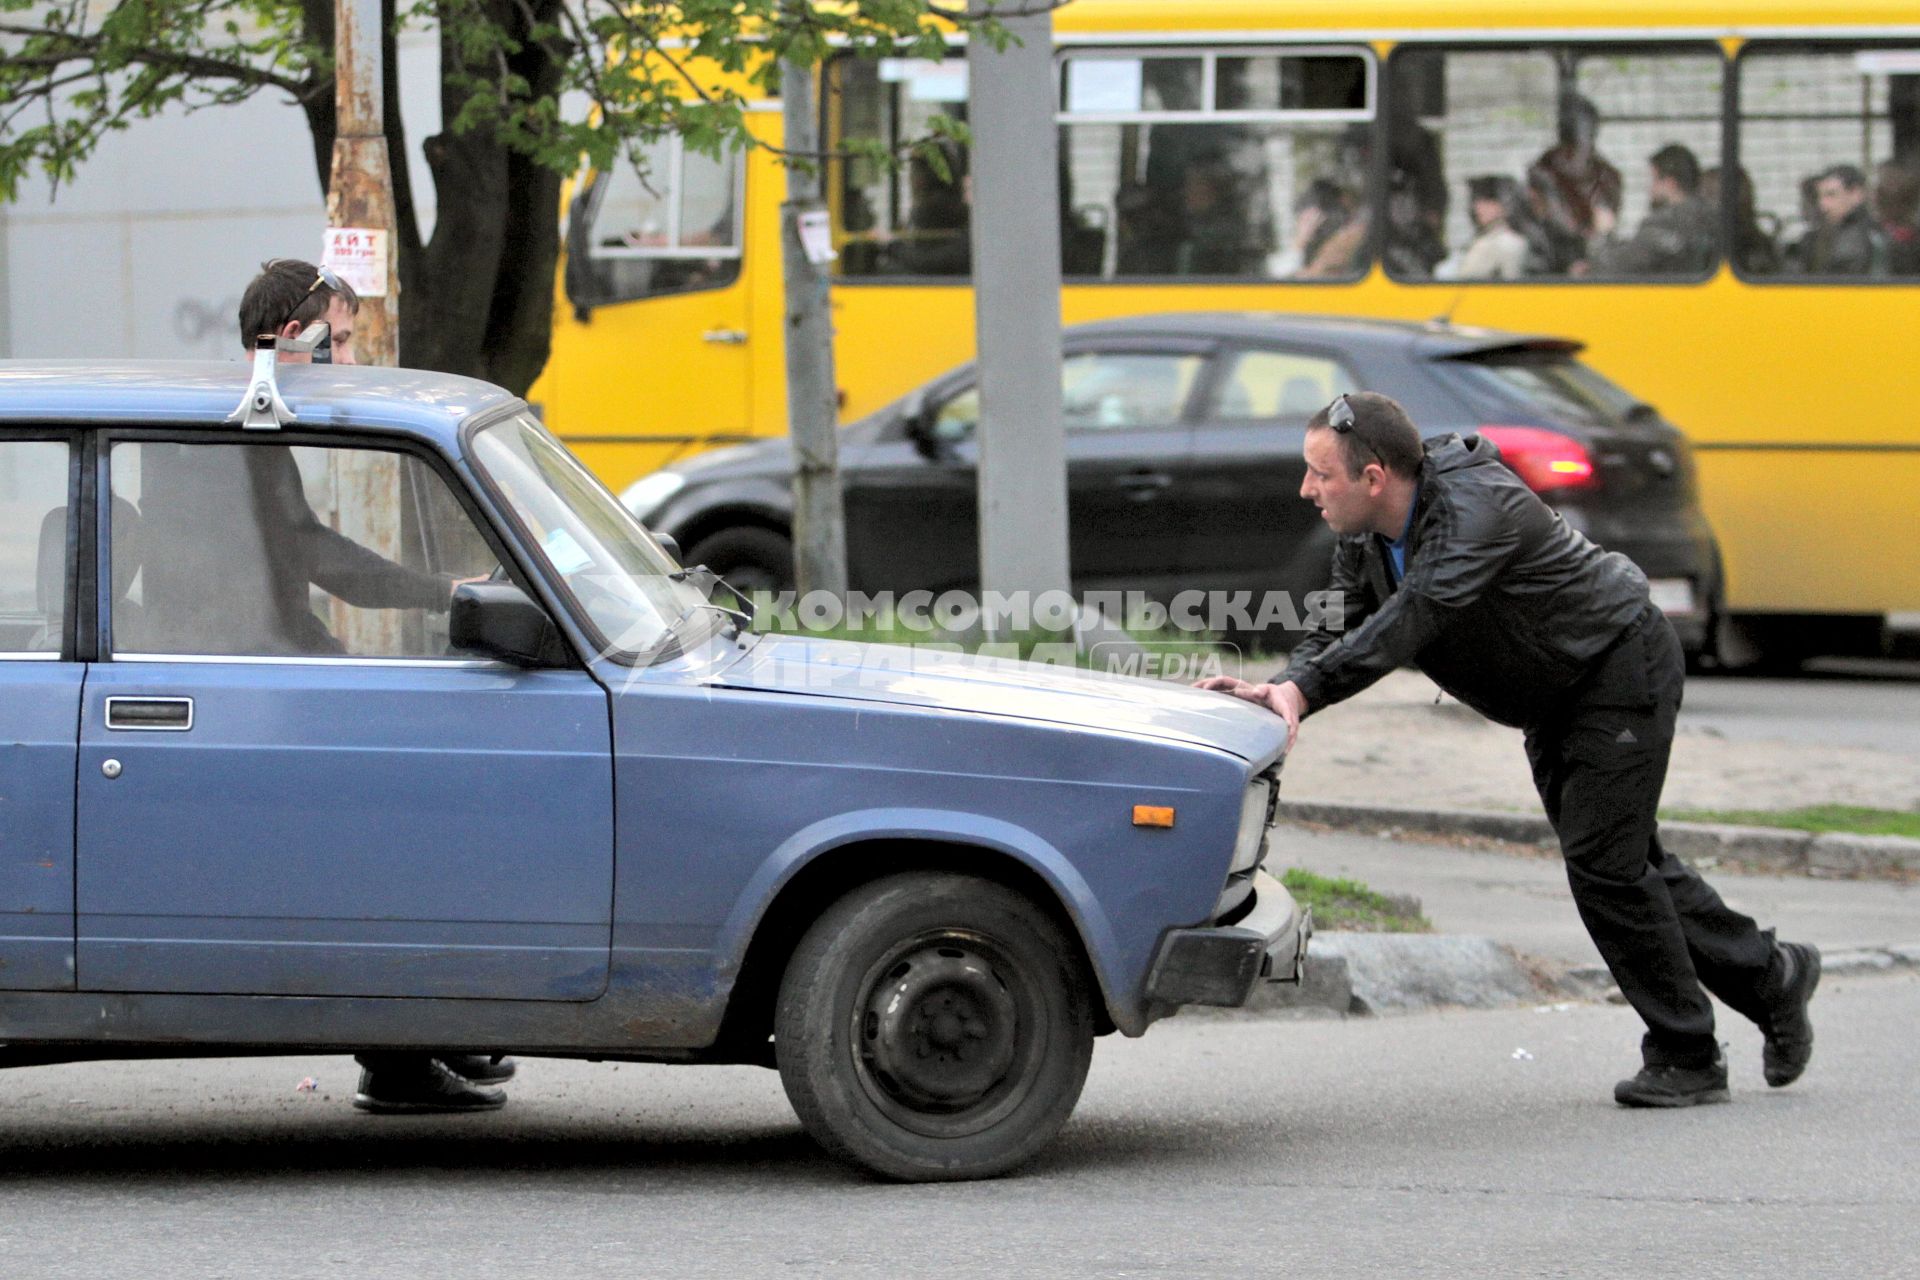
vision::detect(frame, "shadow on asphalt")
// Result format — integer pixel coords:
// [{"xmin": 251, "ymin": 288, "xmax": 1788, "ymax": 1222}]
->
[
  {"xmin": 0, "ymin": 1117, "xmax": 848, "ymax": 1185},
  {"xmin": 0, "ymin": 1106, "xmax": 1296, "ymax": 1187}
]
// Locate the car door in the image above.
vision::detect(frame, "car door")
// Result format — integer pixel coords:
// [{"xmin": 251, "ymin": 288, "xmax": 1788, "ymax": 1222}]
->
[
  {"xmin": 1182, "ymin": 345, "xmax": 1359, "ymax": 616},
  {"xmin": 74, "ymin": 433, "xmax": 615, "ymax": 1001},
  {"xmin": 0, "ymin": 435, "xmax": 82, "ymax": 991},
  {"xmin": 841, "ymin": 345, "xmax": 1209, "ymax": 597}
]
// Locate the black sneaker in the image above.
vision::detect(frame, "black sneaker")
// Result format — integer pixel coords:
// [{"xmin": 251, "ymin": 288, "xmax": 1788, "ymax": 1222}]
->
[
  {"xmin": 353, "ymin": 1058, "xmax": 507, "ymax": 1115},
  {"xmin": 1613, "ymin": 1055, "xmax": 1730, "ymax": 1108},
  {"xmin": 439, "ymin": 1053, "xmax": 518, "ymax": 1086},
  {"xmin": 1761, "ymin": 941, "xmax": 1821, "ymax": 1088}
]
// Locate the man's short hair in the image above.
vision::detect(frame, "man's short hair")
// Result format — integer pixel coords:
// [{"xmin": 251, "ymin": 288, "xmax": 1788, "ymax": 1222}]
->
[
  {"xmin": 1817, "ymin": 163, "xmax": 1867, "ymax": 192},
  {"xmin": 1307, "ymin": 391, "xmax": 1424, "ymax": 479},
  {"xmin": 1649, "ymin": 143, "xmax": 1701, "ymax": 195},
  {"xmin": 238, "ymin": 258, "xmax": 359, "ymax": 351}
]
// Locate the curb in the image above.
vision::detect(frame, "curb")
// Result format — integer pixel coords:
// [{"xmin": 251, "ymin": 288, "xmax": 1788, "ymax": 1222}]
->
[
  {"xmin": 1210, "ymin": 932, "xmax": 1920, "ymax": 1019},
  {"xmin": 1280, "ymin": 800, "xmax": 1920, "ymax": 879}
]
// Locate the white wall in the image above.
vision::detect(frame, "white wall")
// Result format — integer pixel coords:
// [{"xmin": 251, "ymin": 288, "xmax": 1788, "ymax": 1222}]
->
[{"xmin": 0, "ymin": 33, "xmax": 442, "ymax": 361}]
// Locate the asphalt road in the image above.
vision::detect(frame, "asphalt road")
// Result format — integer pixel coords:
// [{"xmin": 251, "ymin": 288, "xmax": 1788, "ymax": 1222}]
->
[
  {"xmin": 1, "ymin": 973, "xmax": 1914, "ymax": 1278},
  {"xmin": 1682, "ymin": 661, "xmax": 1920, "ymax": 756}
]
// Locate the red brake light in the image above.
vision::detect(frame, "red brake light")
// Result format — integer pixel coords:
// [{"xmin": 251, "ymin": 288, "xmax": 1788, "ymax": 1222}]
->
[{"xmin": 1476, "ymin": 426, "xmax": 1597, "ymax": 493}]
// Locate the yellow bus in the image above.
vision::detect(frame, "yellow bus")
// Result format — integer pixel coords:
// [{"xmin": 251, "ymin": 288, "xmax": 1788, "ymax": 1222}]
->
[{"xmin": 533, "ymin": 1, "xmax": 1920, "ymax": 660}]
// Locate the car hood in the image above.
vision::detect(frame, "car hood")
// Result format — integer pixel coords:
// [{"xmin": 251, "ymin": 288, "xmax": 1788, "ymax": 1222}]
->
[{"xmin": 709, "ymin": 636, "xmax": 1289, "ymax": 764}]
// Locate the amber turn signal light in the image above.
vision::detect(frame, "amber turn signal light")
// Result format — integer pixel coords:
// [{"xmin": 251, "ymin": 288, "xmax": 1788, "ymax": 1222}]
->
[{"xmin": 1132, "ymin": 805, "xmax": 1175, "ymax": 828}]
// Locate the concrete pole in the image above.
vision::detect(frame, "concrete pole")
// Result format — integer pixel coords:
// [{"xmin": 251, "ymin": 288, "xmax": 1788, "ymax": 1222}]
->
[
  {"xmin": 779, "ymin": 56, "xmax": 849, "ymax": 600},
  {"xmin": 967, "ymin": 9, "xmax": 1070, "ymax": 634}
]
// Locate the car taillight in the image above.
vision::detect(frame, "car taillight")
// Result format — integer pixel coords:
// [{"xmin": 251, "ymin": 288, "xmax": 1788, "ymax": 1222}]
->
[{"xmin": 1476, "ymin": 426, "xmax": 1597, "ymax": 493}]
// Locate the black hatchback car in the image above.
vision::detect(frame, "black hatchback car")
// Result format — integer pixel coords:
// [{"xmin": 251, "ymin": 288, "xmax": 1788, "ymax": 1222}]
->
[{"xmin": 622, "ymin": 313, "xmax": 1721, "ymax": 655}]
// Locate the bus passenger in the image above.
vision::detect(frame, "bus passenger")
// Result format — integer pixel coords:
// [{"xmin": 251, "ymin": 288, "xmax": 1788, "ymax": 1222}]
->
[
  {"xmin": 1702, "ymin": 166, "xmax": 1780, "ymax": 276},
  {"xmin": 1447, "ymin": 175, "xmax": 1528, "ymax": 280},
  {"xmin": 1874, "ymin": 160, "xmax": 1920, "ymax": 275},
  {"xmin": 1805, "ymin": 164, "xmax": 1886, "ymax": 275},
  {"xmin": 1588, "ymin": 144, "xmax": 1715, "ymax": 277},
  {"xmin": 1526, "ymin": 94, "xmax": 1623, "ymax": 272},
  {"xmin": 1521, "ymin": 170, "xmax": 1587, "ymax": 275},
  {"xmin": 1279, "ymin": 179, "xmax": 1365, "ymax": 279}
]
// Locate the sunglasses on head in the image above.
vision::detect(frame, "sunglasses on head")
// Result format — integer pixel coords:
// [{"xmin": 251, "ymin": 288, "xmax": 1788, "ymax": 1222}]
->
[
  {"xmin": 1324, "ymin": 394, "xmax": 1381, "ymax": 467},
  {"xmin": 282, "ymin": 264, "xmax": 345, "ymax": 333}
]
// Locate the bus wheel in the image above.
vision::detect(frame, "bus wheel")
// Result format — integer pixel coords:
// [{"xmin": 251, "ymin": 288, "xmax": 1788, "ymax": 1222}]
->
[
  {"xmin": 685, "ymin": 526, "xmax": 794, "ymax": 597},
  {"xmin": 774, "ymin": 872, "xmax": 1095, "ymax": 1182}
]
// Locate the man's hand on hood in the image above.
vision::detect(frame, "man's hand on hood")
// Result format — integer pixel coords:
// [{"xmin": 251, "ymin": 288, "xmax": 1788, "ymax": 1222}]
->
[{"xmin": 1195, "ymin": 676, "xmax": 1306, "ymax": 751}]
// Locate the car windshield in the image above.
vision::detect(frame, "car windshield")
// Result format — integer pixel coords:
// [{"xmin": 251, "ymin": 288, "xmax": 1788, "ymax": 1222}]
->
[
  {"xmin": 1452, "ymin": 354, "xmax": 1647, "ymax": 429},
  {"xmin": 470, "ymin": 413, "xmax": 705, "ymax": 658}
]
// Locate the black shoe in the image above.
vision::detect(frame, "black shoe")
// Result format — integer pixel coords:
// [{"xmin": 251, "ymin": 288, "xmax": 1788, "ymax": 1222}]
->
[
  {"xmin": 1613, "ymin": 1055, "xmax": 1730, "ymax": 1108},
  {"xmin": 438, "ymin": 1053, "xmax": 518, "ymax": 1086},
  {"xmin": 1761, "ymin": 941, "xmax": 1821, "ymax": 1088},
  {"xmin": 353, "ymin": 1059, "xmax": 507, "ymax": 1115}
]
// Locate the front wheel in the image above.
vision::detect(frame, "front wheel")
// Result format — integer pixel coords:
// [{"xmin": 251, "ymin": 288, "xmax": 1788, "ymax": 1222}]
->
[{"xmin": 774, "ymin": 872, "xmax": 1095, "ymax": 1182}]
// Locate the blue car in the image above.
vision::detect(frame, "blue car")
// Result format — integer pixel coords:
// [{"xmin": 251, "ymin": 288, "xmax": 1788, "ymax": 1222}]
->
[{"xmin": 0, "ymin": 357, "xmax": 1306, "ymax": 1181}]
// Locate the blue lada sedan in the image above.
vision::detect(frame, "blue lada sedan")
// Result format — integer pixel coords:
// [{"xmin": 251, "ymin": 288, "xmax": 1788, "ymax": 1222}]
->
[{"xmin": 0, "ymin": 358, "xmax": 1305, "ymax": 1181}]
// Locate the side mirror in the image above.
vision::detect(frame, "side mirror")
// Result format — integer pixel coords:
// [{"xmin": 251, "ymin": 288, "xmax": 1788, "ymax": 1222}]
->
[
  {"xmin": 654, "ymin": 532, "xmax": 681, "ymax": 563},
  {"xmin": 450, "ymin": 582, "xmax": 571, "ymax": 667}
]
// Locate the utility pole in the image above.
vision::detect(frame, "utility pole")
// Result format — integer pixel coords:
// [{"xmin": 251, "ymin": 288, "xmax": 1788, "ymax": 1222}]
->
[
  {"xmin": 328, "ymin": 0, "xmax": 406, "ymax": 654},
  {"xmin": 967, "ymin": 6, "xmax": 1070, "ymax": 633},
  {"xmin": 327, "ymin": 0, "xmax": 401, "ymax": 366},
  {"xmin": 779, "ymin": 55, "xmax": 849, "ymax": 600}
]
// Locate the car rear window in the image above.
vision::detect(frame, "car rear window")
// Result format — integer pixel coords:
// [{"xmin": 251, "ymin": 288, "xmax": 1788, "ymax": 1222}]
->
[{"xmin": 1447, "ymin": 353, "xmax": 1645, "ymax": 429}]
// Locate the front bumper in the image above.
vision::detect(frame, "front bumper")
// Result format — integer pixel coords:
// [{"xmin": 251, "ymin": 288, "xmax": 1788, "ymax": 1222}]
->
[{"xmin": 1143, "ymin": 870, "xmax": 1312, "ymax": 1008}]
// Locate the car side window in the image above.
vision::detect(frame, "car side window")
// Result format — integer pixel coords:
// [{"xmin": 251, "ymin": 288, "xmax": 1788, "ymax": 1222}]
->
[
  {"xmin": 109, "ymin": 441, "xmax": 501, "ymax": 660},
  {"xmin": 1207, "ymin": 349, "xmax": 1355, "ymax": 421},
  {"xmin": 930, "ymin": 351, "xmax": 1206, "ymax": 441},
  {"xmin": 0, "ymin": 440, "xmax": 71, "ymax": 654}
]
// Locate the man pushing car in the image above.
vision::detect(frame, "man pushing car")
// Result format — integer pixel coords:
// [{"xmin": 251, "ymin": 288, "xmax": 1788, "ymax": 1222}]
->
[{"xmin": 1199, "ymin": 391, "xmax": 1819, "ymax": 1107}]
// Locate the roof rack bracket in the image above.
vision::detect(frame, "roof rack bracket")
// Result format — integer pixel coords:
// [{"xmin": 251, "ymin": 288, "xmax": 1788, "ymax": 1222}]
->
[{"xmin": 226, "ymin": 336, "xmax": 297, "ymax": 430}]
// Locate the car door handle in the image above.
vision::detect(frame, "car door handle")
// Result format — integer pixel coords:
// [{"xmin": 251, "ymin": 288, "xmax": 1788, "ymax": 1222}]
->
[
  {"xmin": 104, "ymin": 696, "xmax": 194, "ymax": 731},
  {"xmin": 1114, "ymin": 471, "xmax": 1173, "ymax": 500},
  {"xmin": 702, "ymin": 328, "xmax": 748, "ymax": 345}
]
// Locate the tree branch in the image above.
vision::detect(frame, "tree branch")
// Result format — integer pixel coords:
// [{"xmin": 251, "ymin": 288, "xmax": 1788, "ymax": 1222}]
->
[{"xmin": 0, "ymin": 22, "xmax": 312, "ymax": 99}]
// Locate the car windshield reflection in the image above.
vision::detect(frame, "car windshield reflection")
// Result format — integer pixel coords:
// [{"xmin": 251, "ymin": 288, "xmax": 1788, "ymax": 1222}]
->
[{"xmin": 470, "ymin": 412, "xmax": 704, "ymax": 658}]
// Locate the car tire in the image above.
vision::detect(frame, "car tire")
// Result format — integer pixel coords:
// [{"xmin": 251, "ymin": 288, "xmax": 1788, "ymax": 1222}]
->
[
  {"xmin": 774, "ymin": 871, "xmax": 1096, "ymax": 1182},
  {"xmin": 684, "ymin": 526, "xmax": 793, "ymax": 598}
]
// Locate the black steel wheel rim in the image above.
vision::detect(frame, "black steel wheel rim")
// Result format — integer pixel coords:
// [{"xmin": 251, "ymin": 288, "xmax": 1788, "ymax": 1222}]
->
[{"xmin": 849, "ymin": 928, "xmax": 1050, "ymax": 1140}]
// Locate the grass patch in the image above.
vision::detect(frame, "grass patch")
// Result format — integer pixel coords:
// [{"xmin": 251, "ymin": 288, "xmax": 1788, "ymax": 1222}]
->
[
  {"xmin": 1662, "ymin": 805, "xmax": 1920, "ymax": 838},
  {"xmin": 1280, "ymin": 868, "xmax": 1431, "ymax": 933}
]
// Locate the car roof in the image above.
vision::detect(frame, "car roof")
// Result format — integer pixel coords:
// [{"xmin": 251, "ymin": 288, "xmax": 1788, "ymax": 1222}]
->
[
  {"xmin": 1064, "ymin": 311, "xmax": 1582, "ymax": 359},
  {"xmin": 0, "ymin": 360, "xmax": 522, "ymax": 449}
]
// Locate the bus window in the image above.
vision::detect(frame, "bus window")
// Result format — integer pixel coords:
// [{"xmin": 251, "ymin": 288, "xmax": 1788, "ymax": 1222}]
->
[
  {"xmin": 1056, "ymin": 48, "xmax": 1374, "ymax": 281},
  {"xmin": 1736, "ymin": 46, "xmax": 1920, "ymax": 280},
  {"xmin": 564, "ymin": 137, "xmax": 744, "ymax": 310},
  {"xmin": 830, "ymin": 56, "xmax": 974, "ymax": 279},
  {"xmin": 1387, "ymin": 45, "xmax": 1722, "ymax": 283}
]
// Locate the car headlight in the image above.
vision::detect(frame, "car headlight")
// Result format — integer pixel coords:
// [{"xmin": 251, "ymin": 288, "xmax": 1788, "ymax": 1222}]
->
[
  {"xmin": 621, "ymin": 470, "xmax": 686, "ymax": 520},
  {"xmin": 1232, "ymin": 776, "xmax": 1275, "ymax": 874}
]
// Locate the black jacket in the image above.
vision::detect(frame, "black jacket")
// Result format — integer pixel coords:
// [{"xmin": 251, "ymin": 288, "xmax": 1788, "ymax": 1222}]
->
[{"xmin": 1276, "ymin": 434, "xmax": 1649, "ymax": 728}]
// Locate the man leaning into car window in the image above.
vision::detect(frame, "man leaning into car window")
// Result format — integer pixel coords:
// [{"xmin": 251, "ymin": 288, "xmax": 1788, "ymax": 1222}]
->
[
  {"xmin": 1196, "ymin": 392, "xmax": 1821, "ymax": 1109},
  {"xmin": 222, "ymin": 258, "xmax": 521, "ymax": 1116}
]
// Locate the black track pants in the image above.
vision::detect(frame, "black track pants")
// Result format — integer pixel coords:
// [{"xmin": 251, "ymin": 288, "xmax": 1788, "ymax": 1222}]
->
[{"xmin": 1523, "ymin": 610, "xmax": 1780, "ymax": 1068}]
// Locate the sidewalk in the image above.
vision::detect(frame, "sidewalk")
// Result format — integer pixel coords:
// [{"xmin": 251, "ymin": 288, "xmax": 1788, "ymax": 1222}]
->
[
  {"xmin": 1281, "ymin": 826, "xmax": 1920, "ymax": 970},
  {"xmin": 1275, "ymin": 669, "xmax": 1920, "ymax": 814},
  {"xmin": 1231, "ymin": 671, "xmax": 1920, "ymax": 1014}
]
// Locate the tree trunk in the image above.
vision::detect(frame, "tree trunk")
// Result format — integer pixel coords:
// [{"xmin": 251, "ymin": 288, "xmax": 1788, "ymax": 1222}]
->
[{"xmin": 393, "ymin": 0, "xmax": 561, "ymax": 396}]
